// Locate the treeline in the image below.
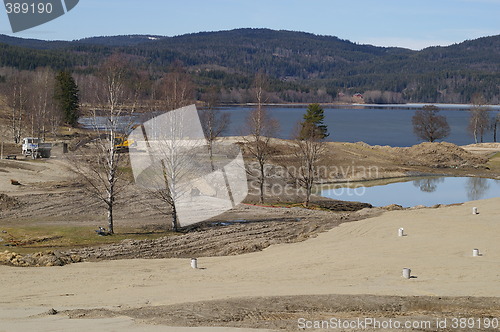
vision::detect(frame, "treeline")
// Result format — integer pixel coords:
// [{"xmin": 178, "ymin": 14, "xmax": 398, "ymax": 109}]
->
[
  {"xmin": 0, "ymin": 29, "xmax": 499, "ymax": 104},
  {"xmin": 0, "ymin": 67, "xmax": 80, "ymax": 143},
  {"xmin": 0, "ymin": 56, "xmax": 210, "ymax": 143}
]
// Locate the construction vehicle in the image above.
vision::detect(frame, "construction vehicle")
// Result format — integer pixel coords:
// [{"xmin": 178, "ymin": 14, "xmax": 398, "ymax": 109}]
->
[
  {"xmin": 114, "ymin": 136, "xmax": 136, "ymax": 152},
  {"xmin": 22, "ymin": 137, "xmax": 52, "ymax": 159}
]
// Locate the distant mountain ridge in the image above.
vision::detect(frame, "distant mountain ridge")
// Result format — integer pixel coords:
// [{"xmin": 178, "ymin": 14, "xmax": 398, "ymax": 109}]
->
[{"xmin": 0, "ymin": 28, "xmax": 499, "ymax": 103}]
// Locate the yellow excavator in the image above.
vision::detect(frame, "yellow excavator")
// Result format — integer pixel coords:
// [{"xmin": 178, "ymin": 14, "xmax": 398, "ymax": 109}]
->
[{"xmin": 114, "ymin": 136, "xmax": 136, "ymax": 152}]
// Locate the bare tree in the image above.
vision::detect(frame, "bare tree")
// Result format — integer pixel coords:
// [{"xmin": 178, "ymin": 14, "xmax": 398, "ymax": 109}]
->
[
  {"xmin": 145, "ymin": 61, "xmax": 195, "ymax": 122},
  {"xmin": 492, "ymin": 112, "xmax": 499, "ymax": 143},
  {"xmin": 132, "ymin": 105, "xmax": 247, "ymax": 232},
  {"xmin": 73, "ymin": 54, "xmax": 138, "ymax": 234},
  {"xmin": 468, "ymin": 108, "xmax": 490, "ymax": 143},
  {"xmin": 290, "ymin": 122, "xmax": 327, "ymax": 208},
  {"xmin": 468, "ymin": 94, "xmax": 491, "ymax": 144},
  {"xmin": 161, "ymin": 61, "xmax": 194, "ymax": 111},
  {"xmin": 72, "ymin": 135, "xmax": 130, "ymax": 235},
  {"xmin": 412, "ymin": 177, "xmax": 444, "ymax": 193},
  {"xmin": 243, "ymin": 72, "xmax": 279, "ymax": 204},
  {"xmin": 133, "ymin": 109, "xmax": 206, "ymax": 232},
  {"xmin": 412, "ymin": 105, "xmax": 450, "ymax": 142},
  {"xmin": 199, "ymin": 87, "xmax": 230, "ymax": 170},
  {"xmin": 48, "ymin": 104, "xmax": 62, "ymax": 136},
  {"xmin": 74, "ymin": 73, "xmax": 100, "ymax": 107},
  {"xmin": 466, "ymin": 177, "xmax": 490, "ymax": 201},
  {"xmin": 5, "ymin": 69, "xmax": 29, "ymax": 143},
  {"xmin": 131, "ymin": 62, "xmax": 197, "ymax": 231},
  {"xmin": 27, "ymin": 67, "xmax": 55, "ymax": 139}
]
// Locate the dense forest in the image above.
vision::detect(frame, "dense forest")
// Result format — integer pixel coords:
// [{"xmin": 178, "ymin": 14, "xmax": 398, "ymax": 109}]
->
[{"xmin": 0, "ymin": 28, "xmax": 499, "ymax": 104}]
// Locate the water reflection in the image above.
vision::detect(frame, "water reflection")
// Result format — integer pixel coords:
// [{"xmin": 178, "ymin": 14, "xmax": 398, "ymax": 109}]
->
[
  {"xmin": 466, "ymin": 177, "xmax": 490, "ymax": 201},
  {"xmin": 320, "ymin": 176, "xmax": 500, "ymax": 207},
  {"xmin": 412, "ymin": 177, "xmax": 445, "ymax": 193},
  {"xmin": 412, "ymin": 177, "xmax": 494, "ymax": 200}
]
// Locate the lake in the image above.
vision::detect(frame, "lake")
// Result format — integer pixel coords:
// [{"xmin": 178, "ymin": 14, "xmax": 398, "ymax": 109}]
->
[
  {"xmin": 319, "ymin": 177, "xmax": 500, "ymax": 207},
  {"xmin": 221, "ymin": 105, "xmax": 500, "ymax": 147},
  {"xmin": 79, "ymin": 104, "xmax": 500, "ymax": 147}
]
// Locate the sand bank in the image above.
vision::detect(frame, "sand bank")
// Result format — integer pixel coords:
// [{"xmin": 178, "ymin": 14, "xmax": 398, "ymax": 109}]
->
[{"xmin": 1, "ymin": 198, "xmax": 499, "ymax": 330}]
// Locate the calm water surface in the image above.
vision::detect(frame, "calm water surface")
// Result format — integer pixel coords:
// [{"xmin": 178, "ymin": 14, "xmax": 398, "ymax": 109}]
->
[
  {"xmin": 79, "ymin": 106, "xmax": 500, "ymax": 206},
  {"xmin": 221, "ymin": 106, "xmax": 500, "ymax": 147},
  {"xmin": 320, "ymin": 177, "xmax": 500, "ymax": 207},
  {"xmin": 79, "ymin": 105, "xmax": 500, "ymax": 147}
]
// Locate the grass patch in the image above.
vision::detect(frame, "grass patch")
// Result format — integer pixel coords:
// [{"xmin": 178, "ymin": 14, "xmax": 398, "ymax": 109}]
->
[
  {"xmin": 0, "ymin": 225, "xmax": 176, "ymax": 255},
  {"xmin": 486, "ymin": 152, "xmax": 500, "ymax": 172}
]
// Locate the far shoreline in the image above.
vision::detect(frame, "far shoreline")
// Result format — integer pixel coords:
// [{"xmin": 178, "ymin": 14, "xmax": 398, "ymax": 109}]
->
[
  {"xmin": 214, "ymin": 102, "xmax": 500, "ymax": 110},
  {"xmin": 79, "ymin": 102, "xmax": 500, "ymax": 115}
]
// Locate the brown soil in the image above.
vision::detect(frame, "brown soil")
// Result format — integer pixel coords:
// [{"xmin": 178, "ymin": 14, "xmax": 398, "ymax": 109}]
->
[
  {"xmin": 63, "ymin": 203, "xmax": 377, "ymax": 261},
  {"xmin": 1, "ymin": 139, "xmax": 498, "ymax": 266},
  {"xmin": 1, "ymin": 132, "xmax": 500, "ymax": 331},
  {"xmin": 0, "ymin": 250, "xmax": 81, "ymax": 267},
  {"xmin": 61, "ymin": 294, "xmax": 500, "ymax": 331},
  {"xmin": 394, "ymin": 142, "xmax": 488, "ymax": 169},
  {"xmin": 0, "ymin": 193, "xmax": 19, "ymax": 210},
  {"xmin": 323, "ymin": 141, "xmax": 492, "ymax": 181}
]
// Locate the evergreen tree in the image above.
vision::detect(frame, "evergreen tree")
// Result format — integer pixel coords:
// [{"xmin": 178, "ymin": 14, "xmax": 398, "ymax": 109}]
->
[
  {"xmin": 299, "ymin": 103, "xmax": 329, "ymax": 140},
  {"xmin": 54, "ymin": 71, "xmax": 80, "ymax": 127}
]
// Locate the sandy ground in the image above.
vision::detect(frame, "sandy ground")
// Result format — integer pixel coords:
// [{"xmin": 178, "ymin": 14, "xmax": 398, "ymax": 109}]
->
[
  {"xmin": 1, "ymin": 141, "xmax": 500, "ymax": 330},
  {"xmin": 463, "ymin": 142, "xmax": 500, "ymax": 154},
  {"xmin": 1, "ymin": 197, "xmax": 499, "ymax": 331},
  {"xmin": 0, "ymin": 158, "xmax": 73, "ymax": 196},
  {"xmin": 0, "ymin": 314, "xmax": 271, "ymax": 332}
]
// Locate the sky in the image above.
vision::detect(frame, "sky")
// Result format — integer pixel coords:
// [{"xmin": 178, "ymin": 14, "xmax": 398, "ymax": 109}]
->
[{"xmin": 0, "ymin": 0, "xmax": 499, "ymax": 50}]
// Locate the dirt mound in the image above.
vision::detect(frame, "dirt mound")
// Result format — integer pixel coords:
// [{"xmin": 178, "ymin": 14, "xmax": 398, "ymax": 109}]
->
[
  {"xmin": 0, "ymin": 194, "xmax": 19, "ymax": 210},
  {"xmin": 64, "ymin": 207, "xmax": 379, "ymax": 261},
  {"xmin": 65, "ymin": 220, "xmax": 333, "ymax": 260},
  {"xmin": 313, "ymin": 200, "xmax": 372, "ymax": 211},
  {"xmin": 395, "ymin": 142, "xmax": 488, "ymax": 168},
  {"xmin": 0, "ymin": 250, "xmax": 82, "ymax": 267},
  {"xmin": 62, "ymin": 294, "xmax": 500, "ymax": 331}
]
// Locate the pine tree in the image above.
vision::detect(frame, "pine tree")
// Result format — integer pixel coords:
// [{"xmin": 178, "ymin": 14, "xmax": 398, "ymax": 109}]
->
[
  {"xmin": 54, "ymin": 71, "xmax": 80, "ymax": 127},
  {"xmin": 299, "ymin": 103, "xmax": 329, "ymax": 140}
]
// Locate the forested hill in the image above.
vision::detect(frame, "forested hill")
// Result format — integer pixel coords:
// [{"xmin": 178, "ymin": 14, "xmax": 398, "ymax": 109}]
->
[{"xmin": 0, "ymin": 28, "xmax": 499, "ymax": 103}]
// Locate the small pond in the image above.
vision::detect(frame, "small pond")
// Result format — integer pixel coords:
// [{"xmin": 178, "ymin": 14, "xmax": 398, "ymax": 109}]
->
[{"xmin": 319, "ymin": 177, "xmax": 500, "ymax": 207}]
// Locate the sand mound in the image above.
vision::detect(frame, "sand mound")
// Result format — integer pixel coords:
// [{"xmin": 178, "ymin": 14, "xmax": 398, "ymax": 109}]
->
[
  {"xmin": 395, "ymin": 142, "xmax": 488, "ymax": 168},
  {"xmin": 463, "ymin": 142, "xmax": 500, "ymax": 149}
]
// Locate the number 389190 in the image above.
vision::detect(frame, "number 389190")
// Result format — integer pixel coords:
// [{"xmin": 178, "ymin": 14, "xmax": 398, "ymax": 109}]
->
[{"xmin": 5, "ymin": 2, "xmax": 53, "ymax": 14}]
